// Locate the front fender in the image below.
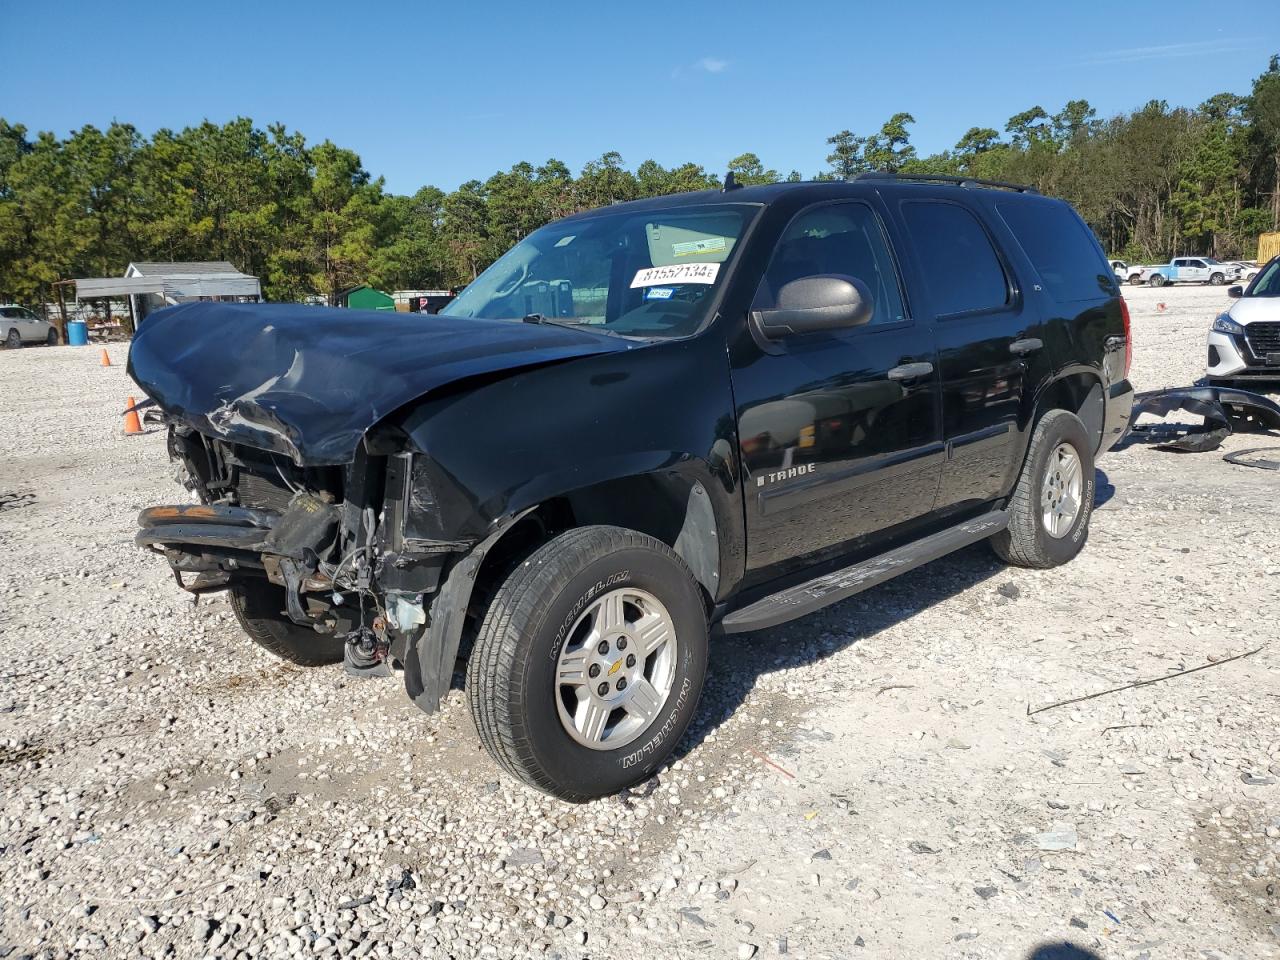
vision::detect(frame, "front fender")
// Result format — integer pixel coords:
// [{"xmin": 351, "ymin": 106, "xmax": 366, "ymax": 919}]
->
[{"xmin": 392, "ymin": 333, "xmax": 744, "ymax": 595}]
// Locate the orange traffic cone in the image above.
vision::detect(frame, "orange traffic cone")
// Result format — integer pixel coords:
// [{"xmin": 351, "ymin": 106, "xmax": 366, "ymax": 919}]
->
[
  {"xmin": 123, "ymin": 396, "xmax": 143, "ymax": 435},
  {"xmin": 100, "ymin": 349, "xmax": 111, "ymax": 367}
]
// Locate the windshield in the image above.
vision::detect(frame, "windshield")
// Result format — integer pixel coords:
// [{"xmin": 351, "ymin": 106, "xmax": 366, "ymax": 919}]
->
[
  {"xmin": 441, "ymin": 204, "xmax": 757, "ymax": 338},
  {"xmin": 1247, "ymin": 259, "xmax": 1280, "ymax": 297}
]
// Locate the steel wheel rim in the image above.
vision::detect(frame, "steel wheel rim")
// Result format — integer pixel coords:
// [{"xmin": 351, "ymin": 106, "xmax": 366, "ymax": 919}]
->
[
  {"xmin": 554, "ymin": 587, "xmax": 678, "ymax": 751},
  {"xmin": 1041, "ymin": 442, "xmax": 1083, "ymax": 539}
]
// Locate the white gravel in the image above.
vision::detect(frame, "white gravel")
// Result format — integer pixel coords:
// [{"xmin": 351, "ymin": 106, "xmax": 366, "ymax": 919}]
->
[{"xmin": 1, "ymin": 286, "xmax": 1277, "ymax": 960}]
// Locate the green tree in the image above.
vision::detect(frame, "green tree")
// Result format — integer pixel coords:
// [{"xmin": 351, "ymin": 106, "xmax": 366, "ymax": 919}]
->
[
  {"xmin": 307, "ymin": 141, "xmax": 383, "ymax": 304},
  {"xmin": 1247, "ymin": 54, "xmax": 1280, "ymax": 228},
  {"xmin": 825, "ymin": 130, "xmax": 866, "ymax": 178},
  {"xmin": 575, "ymin": 151, "xmax": 639, "ymax": 208},
  {"xmin": 863, "ymin": 113, "xmax": 917, "ymax": 172},
  {"xmin": 726, "ymin": 152, "xmax": 779, "ymax": 186}
]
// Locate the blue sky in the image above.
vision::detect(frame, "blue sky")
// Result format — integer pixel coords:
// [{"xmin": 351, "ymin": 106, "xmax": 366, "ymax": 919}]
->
[{"xmin": 2, "ymin": 0, "xmax": 1277, "ymax": 195}]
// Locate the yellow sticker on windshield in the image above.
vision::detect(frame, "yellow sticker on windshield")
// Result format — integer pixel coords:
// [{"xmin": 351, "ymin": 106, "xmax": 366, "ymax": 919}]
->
[
  {"xmin": 672, "ymin": 236, "xmax": 727, "ymax": 257},
  {"xmin": 631, "ymin": 263, "xmax": 721, "ymax": 288}
]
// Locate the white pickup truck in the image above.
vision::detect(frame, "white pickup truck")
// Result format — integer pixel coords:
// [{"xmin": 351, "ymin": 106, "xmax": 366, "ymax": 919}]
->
[
  {"xmin": 1109, "ymin": 260, "xmax": 1147, "ymax": 285},
  {"xmin": 1, "ymin": 305, "xmax": 59, "ymax": 347},
  {"xmin": 1144, "ymin": 257, "xmax": 1236, "ymax": 287}
]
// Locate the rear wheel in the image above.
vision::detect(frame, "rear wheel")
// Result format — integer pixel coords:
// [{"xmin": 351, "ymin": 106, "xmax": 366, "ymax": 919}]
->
[
  {"xmin": 5, "ymin": 328, "xmax": 20, "ymax": 349},
  {"xmin": 1148, "ymin": 274, "xmax": 1165, "ymax": 287},
  {"xmin": 45, "ymin": 328, "xmax": 58, "ymax": 346},
  {"xmin": 991, "ymin": 409, "xmax": 1094, "ymax": 569},
  {"xmin": 467, "ymin": 526, "xmax": 707, "ymax": 801},
  {"xmin": 229, "ymin": 578, "xmax": 345, "ymax": 666}
]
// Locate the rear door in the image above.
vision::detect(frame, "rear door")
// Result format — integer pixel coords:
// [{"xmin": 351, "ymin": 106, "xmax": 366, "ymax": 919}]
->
[
  {"xmin": 894, "ymin": 196, "xmax": 1044, "ymax": 513},
  {"xmin": 19, "ymin": 309, "xmax": 47, "ymax": 341},
  {"xmin": 731, "ymin": 199, "xmax": 942, "ymax": 581}
]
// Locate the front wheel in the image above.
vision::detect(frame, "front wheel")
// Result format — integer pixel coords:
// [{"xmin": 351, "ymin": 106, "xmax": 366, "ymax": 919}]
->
[
  {"xmin": 229, "ymin": 578, "xmax": 345, "ymax": 666},
  {"xmin": 467, "ymin": 526, "xmax": 708, "ymax": 801},
  {"xmin": 1128, "ymin": 275, "xmax": 1144, "ymax": 286},
  {"xmin": 990, "ymin": 409, "xmax": 1094, "ymax": 569},
  {"xmin": 1210, "ymin": 273, "xmax": 1225, "ymax": 286}
]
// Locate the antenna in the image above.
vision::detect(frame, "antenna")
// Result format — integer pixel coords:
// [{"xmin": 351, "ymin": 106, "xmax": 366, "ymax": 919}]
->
[{"xmin": 723, "ymin": 171, "xmax": 742, "ymax": 192}]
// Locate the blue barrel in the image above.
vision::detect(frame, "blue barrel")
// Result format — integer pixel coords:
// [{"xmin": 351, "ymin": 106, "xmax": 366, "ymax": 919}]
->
[{"xmin": 66, "ymin": 320, "xmax": 88, "ymax": 346}]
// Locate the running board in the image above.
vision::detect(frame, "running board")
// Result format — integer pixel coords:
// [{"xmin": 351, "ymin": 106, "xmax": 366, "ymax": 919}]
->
[{"xmin": 719, "ymin": 510, "xmax": 1008, "ymax": 634}]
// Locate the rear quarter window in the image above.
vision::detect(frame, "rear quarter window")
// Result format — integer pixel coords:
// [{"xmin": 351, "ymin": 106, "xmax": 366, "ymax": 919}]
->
[
  {"xmin": 998, "ymin": 200, "xmax": 1113, "ymax": 302},
  {"xmin": 900, "ymin": 201, "xmax": 1009, "ymax": 317}
]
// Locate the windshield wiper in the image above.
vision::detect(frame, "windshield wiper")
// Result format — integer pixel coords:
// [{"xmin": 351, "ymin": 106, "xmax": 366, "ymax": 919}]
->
[{"xmin": 520, "ymin": 314, "xmax": 632, "ymax": 339}]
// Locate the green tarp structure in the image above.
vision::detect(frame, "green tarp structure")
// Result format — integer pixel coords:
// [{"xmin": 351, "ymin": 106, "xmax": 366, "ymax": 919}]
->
[{"xmin": 341, "ymin": 285, "xmax": 395, "ymax": 311}]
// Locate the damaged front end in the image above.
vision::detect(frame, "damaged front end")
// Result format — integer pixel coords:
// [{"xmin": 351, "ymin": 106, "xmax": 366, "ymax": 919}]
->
[
  {"xmin": 128, "ymin": 301, "xmax": 630, "ymax": 712},
  {"xmin": 139, "ymin": 424, "xmax": 454, "ymax": 694}
]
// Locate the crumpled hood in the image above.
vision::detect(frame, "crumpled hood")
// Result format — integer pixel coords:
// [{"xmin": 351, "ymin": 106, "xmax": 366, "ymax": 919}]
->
[{"xmin": 128, "ymin": 302, "xmax": 632, "ymax": 465}]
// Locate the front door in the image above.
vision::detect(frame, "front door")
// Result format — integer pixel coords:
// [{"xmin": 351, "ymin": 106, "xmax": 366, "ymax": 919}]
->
[{"xmin": 731, "ymin": 200, "xmax": 943, "ymax": 582}]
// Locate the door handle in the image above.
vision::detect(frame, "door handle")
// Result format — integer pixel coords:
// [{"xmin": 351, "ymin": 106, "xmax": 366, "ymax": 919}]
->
[
  {"xmin": 1009, "ymin": 338, "xmax": 1043, "ymax": 356},
  {"xmin": 887, "ymin": 361, "xmax": 934, "ymax": 381}
]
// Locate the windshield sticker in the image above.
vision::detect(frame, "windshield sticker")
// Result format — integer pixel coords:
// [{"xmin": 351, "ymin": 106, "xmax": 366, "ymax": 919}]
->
[
  {"xmin": 672, "ymin": 236, "xmax": 727, "ymax": 258},
  {"xmin": 631, "ymin": 262, "xmax": 721, "ymax": 288},
  {"xmin": 554, "ymin": 235, "xmax": 575, "ymax": 247},
  {"xmin": 644, "ymin": 287, "xmax": 675, "ymax": 300}
]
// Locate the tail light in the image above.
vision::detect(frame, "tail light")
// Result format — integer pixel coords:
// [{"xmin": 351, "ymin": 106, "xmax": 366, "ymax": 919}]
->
[{"xmin": 1119, "ymin": 297, "xmax": 1132, "ymax": 379}]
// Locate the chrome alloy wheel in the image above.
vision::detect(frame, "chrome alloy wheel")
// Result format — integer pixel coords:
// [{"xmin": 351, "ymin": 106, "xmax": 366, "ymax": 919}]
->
[
  {"xmin": 1041, "ymin": 442, "xmax": 1083, "ymax": 539},
  {"xmin": 554, "ymin": 587, "xmax": 678, "ymax": 750}
]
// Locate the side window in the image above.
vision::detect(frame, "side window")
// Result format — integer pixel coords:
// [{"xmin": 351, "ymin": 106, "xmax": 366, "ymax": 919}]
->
[
  {"xmin": 997, "ymin": 199, "xmax": 1113, "ymax": 302},
  {"xmin": 901, "ymin": 201, "xmax": 1009, "ymax": 317},
  {"xmin": 753, "ymin": 202, "xmax": 906, "ymax": 327}
]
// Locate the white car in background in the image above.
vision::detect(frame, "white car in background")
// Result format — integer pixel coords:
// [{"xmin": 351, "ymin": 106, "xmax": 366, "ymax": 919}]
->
[
  {"xmin": 1229, "ymin": 261, "xmax": 1260, "ymax": 282},
  {"xmin": 1206, "ymin": 257, "xmax": 1280, "ymax": 384},
  {"xmin": 1, "ymin": 305, "xmax": 58, "ymax": 348}
]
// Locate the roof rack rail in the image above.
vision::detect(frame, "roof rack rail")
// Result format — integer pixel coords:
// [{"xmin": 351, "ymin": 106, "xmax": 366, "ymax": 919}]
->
[{"xmin": 853, "ymin": 171, "xmax": 1039, "ymax": 194}]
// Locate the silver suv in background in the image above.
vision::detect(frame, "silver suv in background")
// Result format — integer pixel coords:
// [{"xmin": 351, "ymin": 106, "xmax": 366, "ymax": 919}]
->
[
  {"xmin": 0, "ymin": 305, "xmax": 58, "ymax": 347},
  {"xmin": 1207, "ymin": 256, "xmax": 1280, "ymax": 384}
]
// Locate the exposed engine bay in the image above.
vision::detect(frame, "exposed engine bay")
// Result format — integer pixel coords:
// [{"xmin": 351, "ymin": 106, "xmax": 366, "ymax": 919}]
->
[{"xmin": 138, "ymin": 421, "xmax": 461, "ymax": 700}]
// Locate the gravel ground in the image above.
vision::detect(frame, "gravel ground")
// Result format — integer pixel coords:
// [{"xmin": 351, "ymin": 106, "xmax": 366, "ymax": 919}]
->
[{"xmin": 1, "ymin": 285, "xmax": 1277, "ymax": 960}]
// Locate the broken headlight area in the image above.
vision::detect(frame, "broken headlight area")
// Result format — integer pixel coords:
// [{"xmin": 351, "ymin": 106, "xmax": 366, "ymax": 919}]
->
[{"xmin": 138, "ymin": 424, "xmax": 462, "ymax": 679}]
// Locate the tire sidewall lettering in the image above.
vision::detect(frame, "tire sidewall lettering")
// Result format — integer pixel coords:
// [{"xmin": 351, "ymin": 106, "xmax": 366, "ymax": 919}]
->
[{"xmin": 547, "ymin": 569, "xmax": 630, "ymax": 662}]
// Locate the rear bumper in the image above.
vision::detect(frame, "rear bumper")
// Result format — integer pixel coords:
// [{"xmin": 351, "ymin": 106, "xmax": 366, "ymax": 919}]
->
[{"xmin": 1100, "ymin": 378, "xmax": 1134, "ymax": 453}]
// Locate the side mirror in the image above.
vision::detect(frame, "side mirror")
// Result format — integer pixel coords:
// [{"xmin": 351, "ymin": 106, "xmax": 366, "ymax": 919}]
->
[
  {"xmin": 1227, "ymin": 285, "xmax": 1244, "ymax": 299},
  {"xmin": 753, "ymin": 275, "xmax": 874, "ymax": 339}
]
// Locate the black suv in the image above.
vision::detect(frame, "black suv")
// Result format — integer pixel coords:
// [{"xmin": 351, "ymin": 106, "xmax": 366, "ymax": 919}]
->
[{"xmin": 130, "ymin": 174, "xmax": 1134, "ymax": 801}]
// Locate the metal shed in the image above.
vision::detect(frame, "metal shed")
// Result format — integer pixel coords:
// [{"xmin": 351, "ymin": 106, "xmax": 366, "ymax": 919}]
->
[{"xmin": 71, "ymin": 261, "xmax": 262, "ymax": 333}]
